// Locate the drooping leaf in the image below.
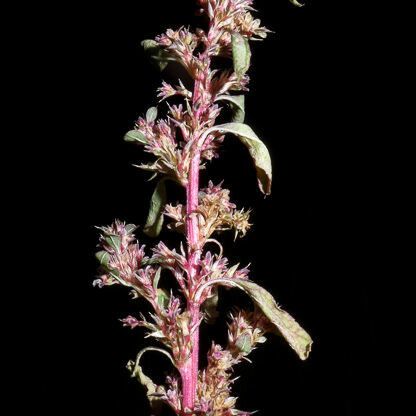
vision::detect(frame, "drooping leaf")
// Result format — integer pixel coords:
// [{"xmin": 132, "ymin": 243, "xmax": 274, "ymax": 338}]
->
[
  {"xmin": 144, "ymin": 179, "xmax": 167, "ymax": 238},
  {"xmin": 216, "ymin": 94, "xmax": 246, "ymax": 123},
  {"xmin": 141, "ymin": 39, "xmax": 173, "ymax": 71},
  {"xmin": 127, "ymin": 347, "xmax": 175, "ymax": 414},
  {"xmin": 124, "ymin": 130, "xmax": 147, "ymax": 144},
  {"xmin": 208, "ymin": 122, "xmax": 272, "ymax": 195},
  {"xmin": 146, "ymin": 107, "xmax": 158, "ymax": 123},
  {"xmin": 232, "ymin": 33, "xmax": 251, "ymax": 79},
  {"xmin": 196, "ymin": 279, "xmax": 312, "ymax": 360}
]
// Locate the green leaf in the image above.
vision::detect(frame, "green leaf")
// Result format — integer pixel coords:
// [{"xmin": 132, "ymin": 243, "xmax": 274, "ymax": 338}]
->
[
  {"xmin": 127, "ymin": 347, "xmax": 175, "ymax": 414},
  {"xmin": 290, "ymin": 0, "xmax": 304, "ymax": 7},
  {"xmin": 104, "ymin": 235, "xmax": 121, "ymax": 251},
  {"xmin": 196, "ymin": 279, "xmax": 312, "ymax": 360},
  {"xmin": 95, "ymin": 250, "xmax": 111, "ymax": 268},
  {"xmin": 146, "ymin": 107, "xmax": 158, "ymax": 123},
  {"xmin": 209, "ymin": 122, "xmax": 272, "ymax": 195},
  {"xmin": 141, "ymin": 39, "xmax": 172, "ymax": 71},
  {"xmin": 157, "ymin": 288, "xmax": 170, "ymax": 309},
  {"xmin": 232, "ymin": 33, "xmax": 251, "ymax": 79},
  {"xmin": 124, "ymin": 130, "xmax": 147, "ymax": 144},
  {"xmin": 144, "ymin": 179, "xmax": 167, "ymax": 238},
  {"xmin": 235, "ymin": 332, "xmax": 253, "ymax": 354},
  {"xmin": 216, "ymin": 94, "xmax": 245, "ymax": 123}
]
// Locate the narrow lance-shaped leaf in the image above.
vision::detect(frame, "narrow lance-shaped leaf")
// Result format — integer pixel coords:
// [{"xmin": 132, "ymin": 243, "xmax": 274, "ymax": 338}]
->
[
  {"xmin": 127, "ymin": 347, "xmax": 175, "ymax": 414},
  {"xmin": 208, "ymin": 122, "xmax": 272, "ymax": 195},
  {"xmin": 196, "ymin": 279, "xmax": 313, "ymax": 360},
  {"xmin": 216, "ymin": 94, "xmax": 245, "ymax": 123},
  {"xmin": 232, "ymin": 33, "xmax": 251, "ymax": 79},
  {"xmin": 144, "ymin": 179, "xmax": 167, "ymax": 238}
]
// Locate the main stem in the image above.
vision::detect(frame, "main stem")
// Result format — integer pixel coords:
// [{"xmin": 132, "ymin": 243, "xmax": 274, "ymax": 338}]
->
[
  {"xmin": 181, "ymin": 81, "xmax": 206, "ymax": 411},
  {"xmin": 181, "ymin": 149, "xmax": 202, "ymax": 411},
  {"xmin": 181, "ymin": 18, "xmax": 215, "ymax": 412}
]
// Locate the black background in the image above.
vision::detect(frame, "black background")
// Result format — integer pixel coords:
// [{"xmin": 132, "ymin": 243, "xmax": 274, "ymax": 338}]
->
[{"xmin": 30, "ymin": 1, "xmax": 384, "ymax": 415}]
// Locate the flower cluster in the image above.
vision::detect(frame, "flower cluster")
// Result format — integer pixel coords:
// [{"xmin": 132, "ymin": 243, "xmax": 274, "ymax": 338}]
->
[
  {"xmin": 93, "ymin": 220, "xmax": 146, "ymax": 289},
  {"xmin": 195, "ymin": 343, "xmax": 254, "ymax": 416},
  {"xmin": 193, "ymin": 308, "xmax": 268, "ymax": 415},
  {"xmin": 157, "ymin": 80, "xmax": 192, "ymax": 102},
  {"xmin": 138, "ymin": 297, "xmax": 201, "ymax": 365},
  {"xmin": 227, "ymin": 310, "xmax": 267, "ymax": 359},
  {"xmin": 132, "ymin": 101, "xmax": 226, "ymax": 183},
  {"xmin": 156, "ymin": 27, "xmax": 201, "ymax": 75},
  {"xmin": 151, "ymin": 241, "xmax": 189, "ymax": 291},
  {"xmin": 198, "ymin": 0, "xmax": 270, "ymax": 50},
  {"xmin": 197, "ymin": 344, "xmax": 237, "ymax": 415},
  {"xmin": 200, "ymin": 251, "xmax": 250, "ymax": 282},
  {"xmin": 165, "ymin": 181, "xmax": 251, "ymax": 243},
  {"xmin": 209, "ymin": 70, "xmax": 250, "ymax": 97},
  {"xmin": 133, "ymin": 115, "xmax": 190, "ymax": 185},
  {"xmin": 164, "ymin": 375, "xmax": 182, "ymax": 413},
  {"xmin": 95, "ymin": 222, "xmax": 194, "ymax": 363},
  {"xmin": 197, "ymin": 251, "xmax": 250, "ymax": 308}
]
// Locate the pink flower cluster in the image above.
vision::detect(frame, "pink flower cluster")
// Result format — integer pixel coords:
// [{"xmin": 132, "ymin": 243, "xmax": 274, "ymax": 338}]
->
[
  {"xmin": 95, "ymin": 221, "xmax": 252, "ymax": 364},
  {"xmin": 165, "ymin": 181, "xmax": 251, "ymax": 245}
]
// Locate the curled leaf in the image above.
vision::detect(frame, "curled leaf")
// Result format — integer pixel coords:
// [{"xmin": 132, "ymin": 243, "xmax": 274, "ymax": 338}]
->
[
  {"xmin": 216, "ymin": 94, "xmax": 246, "ymax": 123},
  {"xmin": 144, "ymin": 179, "xmax": 167, "ymax": 238},
  {"xmin": 232, "ymin": 33, "xmax": 251, "ymax": 79},
  {"xmin": 208, "ymin": 122, "xmax": 272, "ymax": 195},
  {"xmin": 127, "ymin": 347, "xmax": 175, "ymax": 414},
  {"xmin": 196, "ymin": 279, "xmax": 312, "ymax": 360}
]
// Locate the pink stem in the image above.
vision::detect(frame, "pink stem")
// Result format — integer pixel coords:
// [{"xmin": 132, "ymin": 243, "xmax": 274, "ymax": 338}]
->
[
  {"xmin": 181, "ymin": 150, "xmax": 202, "ymax": 411},
  {"xmin": 180, "ymin": 16, "xmax": 215, "ymax": 413}
]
